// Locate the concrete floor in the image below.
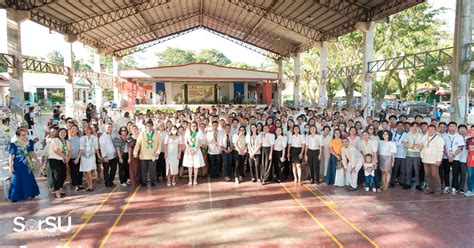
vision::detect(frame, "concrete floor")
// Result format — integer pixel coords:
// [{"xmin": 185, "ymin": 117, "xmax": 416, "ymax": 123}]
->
[{"xmin": 1, "ymin": 174, "xmax": 474, "ymax": 248}]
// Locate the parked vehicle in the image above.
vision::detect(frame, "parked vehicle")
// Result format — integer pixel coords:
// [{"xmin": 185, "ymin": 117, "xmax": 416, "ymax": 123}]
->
[{"xmin": 401, "ymin": 101, "xmax": 433, "ymax": 117}]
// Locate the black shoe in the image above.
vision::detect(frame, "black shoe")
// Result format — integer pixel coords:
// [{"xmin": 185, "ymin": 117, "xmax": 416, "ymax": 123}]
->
[
  {"xmin": 252, "ymin": 178, "xmax": 257, "ymax": 183},
  {"xmin": 416, "ymin": 186, "xmax": 423, "ymax": 191},
  {"xmin": 60, "ymin": 192, "xmax": 66, "ymax": 196},
  {"xmin": 86, "ymin": 188, "xmax": 94, "ymax": 192},
  {"xmin": 141, "ymin": 183, "xmax": 147, "ymax": 187},
  {"xmin": 403, "ymin": 185, "xmax": 411, "ymax": 189},
  {"xmin": 310, "ymin": 180, "xmax": 315, "ymax": 184},
  {"xmin": 389, "ymin": 183, "xmax": 395, "ymax": 188},
  {"xmin": 151, "ymin": 182, "xmax": 156, "ymax": 187}
]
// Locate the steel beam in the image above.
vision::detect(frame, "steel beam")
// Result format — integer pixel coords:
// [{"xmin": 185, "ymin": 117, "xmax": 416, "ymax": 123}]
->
[
  {"xmin": 323, "ymin": 64, "xmax": 363, "ymax": 79},
  {"xmin": 368, "ymin": 47, "xmax": 453, "ymax": 73},
  {"xmin": 114, "ymin": 27, "xmax": 200, "ymax": 57},
  {"xmin": 67, "ymin": 0, "xmax": 169, "ymax": 34},
  {"xmin": 3, "ymin": 0, "xmax": 55, "ymax": 10},
  {"xmin": 100, "ymin": 12, "xmax": 200, "ymax": 49},
  {"xmin": 228, "ymin": 0, "xmax": 329, "ymax": 41},
  {"xmin": 203, "ymin": 13, "xmax": 291, "ymax": 56},
  {"xmin": 203, "ymin": 27, "xmax": 283, "ymax": 60}
]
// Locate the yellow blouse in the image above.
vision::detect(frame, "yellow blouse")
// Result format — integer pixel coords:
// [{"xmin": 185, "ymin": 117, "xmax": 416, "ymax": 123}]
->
[{"xmin": 329, "ymin": 138, "xmax": 343, "ymax": 156}]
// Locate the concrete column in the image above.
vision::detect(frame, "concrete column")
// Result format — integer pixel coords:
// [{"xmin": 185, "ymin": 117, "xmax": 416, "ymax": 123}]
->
[
  {"xmin": 152, "ymin": 82, "xmax": 157, "ymax": 105},
  {"xmin": 244, "ymin": 82, "xmax": 249, "ymax": 103},
  {"xmin": 165, "ymin": 82, "xmax": 172, "ymax": 104},
  {"xmin": 315, "ymin": 41, "xmax": 328, "ymax": 108},
  {"xmin": 112, "ymin": 56, "xmax": 121, "ymax": 105},
  {"xmin": 356, "ymin": 21, "xmax": 376, "ymax": 116},
  {"xmin": 450, "ymin": 0, "xmax": 472, "ymax": 123},
  {"xmin": 293, "ymin": 53, "xmax": 301, "ymax": 109},
  {"xmin": 276, "ymin": 58, "xmax": 283, "ymax": 106},
  {"xmin": 93, "ymin": 52, "xmax": 103, "ymax": 108},
  {"xmin": 6, "ymin": 8, "xmax": 30, "ymax": 120},
  {"xmin": 63, "ymin": 37, "xmax": 75, "ymax": 118}
]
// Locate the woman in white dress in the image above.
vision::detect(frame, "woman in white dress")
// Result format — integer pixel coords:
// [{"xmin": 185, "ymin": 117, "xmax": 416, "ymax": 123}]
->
[
  {"xmin": 76, "ymin": 125, "xmax": 100, "ymax": 191},
  {"xmin": 183, "ymin": 122, "xmax": 205, "ymax": 185},
  {"xmin": 320, "ymin": 126, "xmax": 332, "ymax": 181},
  {"xmin": 164, "ymin": 126, "xmax": 181, "ymax": 186}
]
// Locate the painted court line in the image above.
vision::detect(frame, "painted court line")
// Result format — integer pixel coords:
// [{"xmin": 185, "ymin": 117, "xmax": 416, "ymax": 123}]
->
[
  {"xmin": 280, "ymin": 183, "xmax": 343, "ymax": 248},
  {"xmin": 303, "ymin": 184, "xmax": 379, "ymax": 248},
  {"xmin": 99, "ymin": 185, "xmax": 141, "ymax": 248},
  {"xmin": 62, "ymin": 185, "xmax": 120, "ymax": 248}
]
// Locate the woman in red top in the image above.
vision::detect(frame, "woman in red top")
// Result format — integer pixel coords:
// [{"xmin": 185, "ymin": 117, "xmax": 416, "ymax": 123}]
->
[
  {"xmin": 465, "ymin": 125, "xmax": 474, "ymax": 197},
  {"xmin": 266, "ymin": 117, "xmax": 276, "ymax": 134}
]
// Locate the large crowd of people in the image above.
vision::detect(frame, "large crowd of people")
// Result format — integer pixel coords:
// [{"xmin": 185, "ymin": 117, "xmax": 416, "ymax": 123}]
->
[{"xmin": 6, "ymin": 103, "xmax": 474, "ymax": 202}]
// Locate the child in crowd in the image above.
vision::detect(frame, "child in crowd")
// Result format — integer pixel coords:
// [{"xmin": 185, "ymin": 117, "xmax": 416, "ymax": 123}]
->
[{"xmin": 364, "ymin": 154, "xmax": 377, "ymax": 192}]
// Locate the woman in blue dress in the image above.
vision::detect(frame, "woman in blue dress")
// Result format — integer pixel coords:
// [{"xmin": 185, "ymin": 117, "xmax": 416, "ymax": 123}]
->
[{"xmin": 8, "ymin": 128, "xmax": 41, "ymax": 202}]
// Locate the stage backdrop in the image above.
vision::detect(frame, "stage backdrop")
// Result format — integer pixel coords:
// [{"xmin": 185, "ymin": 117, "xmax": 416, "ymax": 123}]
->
[{"xmin": 187, "ymin": 84, "xmax": 215, "ymax": 103}]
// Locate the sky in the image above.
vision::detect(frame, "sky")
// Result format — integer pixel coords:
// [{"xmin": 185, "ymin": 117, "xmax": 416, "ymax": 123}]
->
[{"xmin": 0, "ymin": 0, "xmax": 456, "ymax": 68}]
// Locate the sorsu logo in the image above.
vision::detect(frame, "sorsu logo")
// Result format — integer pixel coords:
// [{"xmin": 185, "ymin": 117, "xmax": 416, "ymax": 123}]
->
[{"xmin": 13, "ymin": 216, "xmax": 72, "ymax": 233}]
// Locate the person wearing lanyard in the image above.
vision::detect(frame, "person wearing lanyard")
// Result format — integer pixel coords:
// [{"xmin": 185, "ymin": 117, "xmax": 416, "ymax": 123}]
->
[
  {"xmin": 99, "ymin": 122, "xmax": 119, "ymax": 187},
  {"xmin": 261, "ymin": 125, "xmax": 275, "ymax": 185},
  {"xmin": 305, "ymin": 126, "xmax": 321, "ymax": 184},
  {"xmin": 403, "ymin": 122, "xmax": 423, "ymax": 190},
  {"xmin": 206, "ymin": 121, "xmax": 222, "ymax": 179},
  {"xmin": 464, "ymin": 125, "xmax": 474, "ymax": 197},
  {"xmin": 442, "ymin": 122, "xmax": 464, "ymax": 195},
  {"xmin": 233, "ymin": 126, "xmax": 247, "ymax": 184},
  {"xmin": 247, "ymin": 124, "xmax": 262, "ymax": 183},
  {"xmin": 220, "ymin": 124, "xmax": 233, "ymax": 182},
  {"xmin": 390, "ymin": 121, "xmax": 407, "ymax": 188},
  {"xmin": 420, "ymin": 125, "xmax": 444, "ymax": 197},
  {"xmin": 272, "ymin": 127, "xmax": 287, "ymax": 183}
]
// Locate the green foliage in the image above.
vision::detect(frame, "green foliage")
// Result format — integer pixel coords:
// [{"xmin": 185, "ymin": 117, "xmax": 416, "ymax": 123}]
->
[
  {"xmin": 49, "ymin": 90, "xmax": 65, "ymax": 104},
  {"xmin": 46, "ymin": 50, "xmax": 64, "ymax": 65},
  {"xmin": 156, "ymin": 47, "xmax": 197, "ymax": 66},
  {"xmin": 229, "ymin": 61, "xmax": 257, "ymax": 69},
  {"xmin": 155, "ymin": 47, "xmax": 232, "ymax": 66},
  {"xmin": 195, "ymin": 48, "xmax": 231, "ymax": 65},
  {"xmin": 0, "ymin": 64, "xmax": 6, "ymax": 72},
  {"xmin": 103, "ymin": 88, "xmax": 114, "ymax": 102}
]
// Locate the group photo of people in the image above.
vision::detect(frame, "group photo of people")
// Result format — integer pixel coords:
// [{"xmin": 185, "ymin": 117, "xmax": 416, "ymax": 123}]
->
[{"xmin": 6, "ymin": 104, "xmax": 474, "ymax": 202}]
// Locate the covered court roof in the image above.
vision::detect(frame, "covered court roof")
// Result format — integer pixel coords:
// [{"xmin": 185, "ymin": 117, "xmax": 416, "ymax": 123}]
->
[{"xmin": 0, "ymin": 0, "xmax": 424, "ymax": 58}]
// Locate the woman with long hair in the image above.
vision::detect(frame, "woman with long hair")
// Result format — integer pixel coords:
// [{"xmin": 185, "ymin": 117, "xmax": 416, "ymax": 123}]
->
[
  {"xmin": 287, "ymin": 125, "xmax": 305, "ymax": 185},
  {"xmin": 182, "ymin": 122, "xmax": 205, "ymax": 185},
  {"xmin": 68, "ymin": 125, "xmax": 84, "ymax": 191},
  {"xmin": 48, "ymin": 128, "xmax": 71, "ymax": 198},
  {"xmin": 127, "ymin": 125, "xmax": 141, "ymax": 187},
  {"xmin": 326, "ymin": 129, "xmax": 343, "ymax": 185},
  {"xmin": 247, "ymin": 124, "xmax": 262, "ymax": 182},
  {"xmin": 378, "ymin": 130, "xmax": 396, "ymax": 190},
  {"xmin": 233, "ymin": 126, "xmax": 247, "ymax": 184},
  {"xmin": 272, "ymin": 126, "xmax": 287, "ymax": 183},
  {"xmin": 76, "ymin": 125, "xmax": 100, "ymax": 191},
  {"xmin": 165, "ymin": 126, "xmax": 181, "ymax": 186}
]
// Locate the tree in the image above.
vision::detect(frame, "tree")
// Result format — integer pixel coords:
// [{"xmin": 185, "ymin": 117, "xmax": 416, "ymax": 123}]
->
[
  {"xmin": 156, "ymin": 47, "xmax": 196, "ymax": 66},
  {"xmin": 195, "ymin": 48, "xmax": 231, "ymax": 65},
  {"xmin": 229, "ymin": 61, "xmax": 256, "ymax": 69},
  {"xmin": 46, "ymin": 50, "xmax": 64, "ymax": 65}
]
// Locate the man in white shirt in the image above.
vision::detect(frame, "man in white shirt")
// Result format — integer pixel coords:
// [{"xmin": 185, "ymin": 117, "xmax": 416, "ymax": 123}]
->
[
  {"xmin": 99, "ymin": 122, "xmax": 118, "ymax": 187},
  {"xmin": 220, "ymin": 124, "xmax": 234, "ymax": 182},
  {"xmin": 442, "ymin": 122, "xmax": 464, "ymax": 195},
  {"xmin": 207, "ymin": 121, "xmax": 222, "ymax": 179},
  {"xmin": 261, "ymin": 125, "xmax": 275, "ymax": 184}
]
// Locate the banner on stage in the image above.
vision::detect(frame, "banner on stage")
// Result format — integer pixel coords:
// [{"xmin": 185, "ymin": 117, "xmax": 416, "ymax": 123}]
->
[{"xmin": 187, "ymin": 84, "xmax": 215, "ymax": 102}]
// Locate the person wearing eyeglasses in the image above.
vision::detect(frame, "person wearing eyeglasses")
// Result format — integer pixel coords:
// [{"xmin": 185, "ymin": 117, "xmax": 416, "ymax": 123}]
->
[{"xmin": 114, "ymin": 126, "xmax": 130, "ymax": 187}]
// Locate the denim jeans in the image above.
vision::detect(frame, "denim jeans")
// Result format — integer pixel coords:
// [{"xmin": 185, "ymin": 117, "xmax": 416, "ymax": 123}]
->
[
  {"xmin": 365, "ymin": 175, "xmax": 377, "ymax": 188},
  {"xmin": 467, "ymin": 166, "xmax": 474, "ymax": 192}
]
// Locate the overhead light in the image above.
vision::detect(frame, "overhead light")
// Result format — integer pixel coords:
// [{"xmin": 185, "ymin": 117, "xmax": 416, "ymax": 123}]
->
[
  {"xmin": 307, "ymin": 16, "xmax": 313, "ymax": 21},
  {"xmin": 276, "ymin": 37, "xmax": 281, "ymax": 41}
]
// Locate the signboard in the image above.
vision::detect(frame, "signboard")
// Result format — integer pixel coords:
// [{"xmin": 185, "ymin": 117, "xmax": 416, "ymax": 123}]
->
[{"xmin": 187, "ymin": 84, "xmax": 215, "ymax": 102}]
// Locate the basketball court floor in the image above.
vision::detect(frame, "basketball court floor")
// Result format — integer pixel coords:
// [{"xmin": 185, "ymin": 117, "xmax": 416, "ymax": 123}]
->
[{"xmin": 1, "ymin": 175, "xmax": 473, "ymax": 247}]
